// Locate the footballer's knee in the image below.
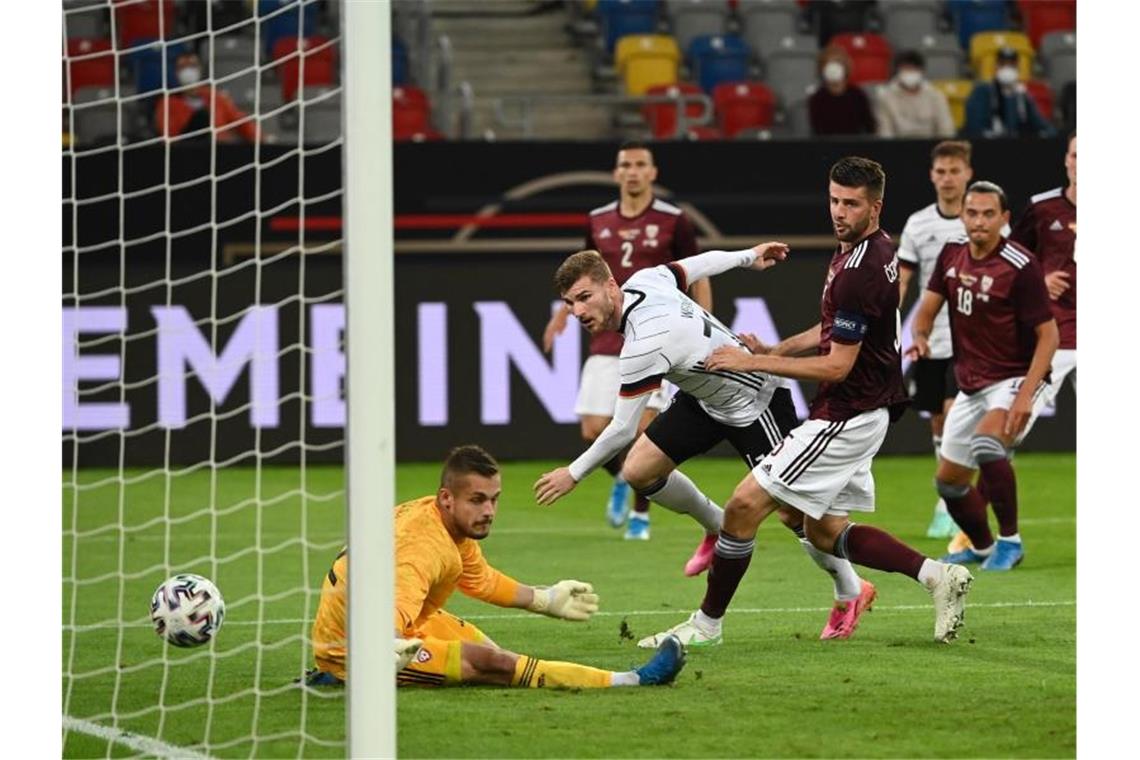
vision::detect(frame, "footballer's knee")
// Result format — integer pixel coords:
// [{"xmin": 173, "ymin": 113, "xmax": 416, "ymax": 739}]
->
[
  {"xmin": 722, "ymin": 478, "xmax": 777, "ymax": 537},
  {"xmin": 969, "ymin": 434, "xmax": 1008, "ymax": 464},
  {"xmin": 622, "ymin": 437, "xmax": 674, "ymax": 490}
]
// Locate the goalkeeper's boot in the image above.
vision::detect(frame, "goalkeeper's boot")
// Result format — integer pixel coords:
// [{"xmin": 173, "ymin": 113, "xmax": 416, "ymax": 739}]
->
[
  {"xmin": 980, "ymin": 538, "xmax": 1024, "ymax": 571},
  {"xmin": 683, "ymin": 534, "xmax": 716, "ymax": 576},
  {"xmin": 303, "ymin": 668, "xmax": 344, "ymax": 687},
  {"xmin": 925, "ymin": 500, "xmax": 959, "ymax": 539},
  {"xmin": 819, "ymin": 580, "xmax": 877, "ymax": 640},
  {"xmin": 637, "ymin": 612, "xmax": 722, "ymax": 649},
  {"xmin": 606, "ymin": 478, "xmax": 631, "ymax": 528},
  {"xmin": 624, "ymin": 513, "xmax": 650, "ymax": 540},
  {"xmin": 634, "ymin": 634, "xmax": 686, "ymax": 686},
  {"xmin": 946, "ymin": 530, "xmax": 973, "ymax": 555},
  {"xmin": 940, "ymin": 546, "xmax": 988, "ymax": 565}
]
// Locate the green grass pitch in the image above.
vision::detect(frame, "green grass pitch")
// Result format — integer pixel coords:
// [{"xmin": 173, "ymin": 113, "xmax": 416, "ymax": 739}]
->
[{"xmin": 62, "ymin": 453, "xmax": 1074, "ymax": 758}]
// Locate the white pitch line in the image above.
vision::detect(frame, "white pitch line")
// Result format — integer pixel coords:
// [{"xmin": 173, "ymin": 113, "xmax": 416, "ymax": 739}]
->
[
  {"xmin": 64, "ymin": 599, "xmax": 1075, "ymax": 631},
  {"xmin": 63, "ymin": 716, "xmax": 212, "ymax": 760}
]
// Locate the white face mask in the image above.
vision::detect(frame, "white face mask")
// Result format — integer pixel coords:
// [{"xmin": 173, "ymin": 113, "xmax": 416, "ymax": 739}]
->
[
  {"xmin": 898, "ymin": 69, "xmax": 923, "ymax": 89},
  {"xmin": 822, "ymin": 61, "xmax": 846, "ymax": 84},
  {"xmin": 177, "ymin": 66, "xmax": 201, "ymax": 86},
  {"xmin": 995, "ymin": 65, "xmax": 1019, "ymax": 86}
]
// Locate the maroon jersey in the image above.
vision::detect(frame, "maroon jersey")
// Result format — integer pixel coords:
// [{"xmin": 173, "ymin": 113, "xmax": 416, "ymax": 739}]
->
[
  {"xmin": 811, "ymin": 228, "xmax": 909, "ymax": 422},
  {"xmin": 1009, "ymin": 187, "xmax": 1076, "ymax": 349},
  {"xmin": 927, "ymin": 236, "xmax": 1054, "ymax": 394},
  {"xmin": 584, "ymin": 197, "xmax": 698, "ymax": 355}
]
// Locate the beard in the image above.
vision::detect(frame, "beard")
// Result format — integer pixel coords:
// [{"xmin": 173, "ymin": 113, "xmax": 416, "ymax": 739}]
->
[{"xmin": 835, "ymin": 216, "xmax": 869, "ymax": 243}]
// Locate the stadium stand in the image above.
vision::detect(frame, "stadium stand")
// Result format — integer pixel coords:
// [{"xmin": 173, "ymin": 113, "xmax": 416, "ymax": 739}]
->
[
  {"xmin": 880, "ymin": 0, "xmax": 942, "ymax": 51},
  {"xmin": 643, "ymin": 81, "xmax": 705, "ymax": 138},
  {"xmin": 909, "ymin": 32, "xmax": 965, "ymax": 80},
  {"xmin": 598, "ymin": 0, "xmax": 662, "ymax": 56},
  {"xmin": 114, "ymin": 0, "xmax": 175, "ymax": 49},
  {"xmin": 1016, "ymin": 0, "xmax": 1075, "ymax": 49},
  {"xmin": 931, "ymin": 77, "xmax": 973, "ymax": 130},
  {"xmin": 66, "ymin": 38, "xmax": 116, "ymax": 95},
  {"xmin": 828, "ymin": 32, "xmax": 893, "ymax": 85},
  {"xmin": 688, "ymin": 34, "xmax": 751, "ymax": 93},
  {"xmin": 258, "ymin": 0, "xmax": 320, "ymax": 58},
  {"xmin": 393, "ymin": 38, "xmax": 411, "ymax": 85},
  {"xmin": 713, "ymin": 81, "xmax": 777, "ymax": 137},
  {"xmin": 63, "ymin": 0, "xmax": 107, "ymax": 38},
  {"xmin": 1024, "ymin": 79, "xmax": 1055, "ymax": 124},
  {"xmin": 969, "ymin": 30, "xmax": 1033, "ymax": 81},
  {"xmin": 301, "ymin": 85, "xmax": 343, "ymax": 144},
  {"xmin": 947, "ymin": 0, "xmax": 1011, "ymax": 50},
  {"xmin": 738, "ymin": 0, "xmax": 802, "ymax": 58},
  {"xmin": 272, "ymin": 36, "xmax": 338, "ymax": 102},
  {"xmin": 761, "ymin": 34, "xmax": 820, "ymax": 107},
  {"xmin": 1038, "ymin": 30, "xmax": 1076, "ymax": 95},
  {"xmin": 393, "ymin": 85, "xmax": 437, "ymax": 141},
  {"xmin": 617, "ymin": 34, "xmax": 681, "ymax": 94},
  {"xmin": 128, "ymin": 39, "xmax": 188, "ymax": 95},
  {"xmin": 665, "ymin": 0, "xmax": 729, "ymax": 55}
]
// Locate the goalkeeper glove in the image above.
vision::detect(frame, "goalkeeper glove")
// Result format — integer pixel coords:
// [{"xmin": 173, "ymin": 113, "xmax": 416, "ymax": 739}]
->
[
  {"xmin": 527, "ymin": 580, "xmax": 599, "ymax": 621},
  {"xmin": 395, "ymin": 637, "xmax": 423, "ymax": 670}
]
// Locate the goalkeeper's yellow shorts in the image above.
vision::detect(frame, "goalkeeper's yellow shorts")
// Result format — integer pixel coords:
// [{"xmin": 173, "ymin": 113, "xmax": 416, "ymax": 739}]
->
[{"xmin": 396, "ymin": 609, "xmax": 495, "ymax": 687}]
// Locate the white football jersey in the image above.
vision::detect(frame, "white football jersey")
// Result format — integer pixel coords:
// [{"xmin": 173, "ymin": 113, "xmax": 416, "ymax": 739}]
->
[{"xmin": 618, "ymin": 265, "xmax": 781, "ymax": 427}]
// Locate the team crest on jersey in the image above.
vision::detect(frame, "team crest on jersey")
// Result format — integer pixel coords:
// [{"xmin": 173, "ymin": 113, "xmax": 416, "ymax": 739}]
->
[
  {"xmin": 945, "ymin": 266, "xmax": 957, "ymax": 279},
  {"xmin": 646, "ymin": 224, "xmax": 659, "ymax": 239},
  {"xmin": 598, "ymin": 228, "xmax": 612, "ymax": 239},
  {"xmin": 980, "ymin": 275, "xmax": 993, "ymax": 293},
  {"xmin": 619, "ymin": 229, "xmax": 640, "ymax": 241},
  {"xmin": 416, "ymin": 648, "xmax": 432, "ymax": 663},
  {"xmin": 1049, "ymin": 219, "xmax": 1064, "ymax": 231},
  {"xmin": 959, "ymin": 273, "xmax": 977, "ymax": 286},
  {"xmin": 884, "ymin": 255, "xmax": 899, "ymax": 284}
]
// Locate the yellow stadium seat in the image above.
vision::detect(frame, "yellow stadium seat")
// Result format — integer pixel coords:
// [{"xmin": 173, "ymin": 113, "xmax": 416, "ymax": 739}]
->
[
  {"xmin": 932, "ymin": 78, "xmax": 974, "ymax": 131},
  {"xmin": 616, "ymin": 34, "xmax": 681, "ymax": 95},
  {"xmin": 969, "ymin": 31, "xmax": 1034, "ymax": 81}
]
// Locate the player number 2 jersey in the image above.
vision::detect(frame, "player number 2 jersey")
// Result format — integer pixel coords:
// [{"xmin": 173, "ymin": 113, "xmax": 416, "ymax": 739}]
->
[{"xmin": 616, "ymin": 262, "xmax": 781, "ymax": 427}]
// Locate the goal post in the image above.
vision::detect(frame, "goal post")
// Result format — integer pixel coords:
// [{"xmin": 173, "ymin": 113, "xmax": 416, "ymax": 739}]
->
[{"xmin": 342, "ymin": 1, "xmax": 396, "ymax": 758}]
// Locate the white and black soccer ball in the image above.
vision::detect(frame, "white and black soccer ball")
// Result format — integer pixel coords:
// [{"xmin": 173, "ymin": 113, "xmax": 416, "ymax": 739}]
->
[{"xmin": 150, "ymin": 573, "xmax": 226, "ymax": 648}]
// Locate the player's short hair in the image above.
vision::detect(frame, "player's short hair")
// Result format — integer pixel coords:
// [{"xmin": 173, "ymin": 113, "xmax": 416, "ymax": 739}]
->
[
  {"xmin": 829, "ymin": 156, "xmax": 886, "ymax": 201},
  {"xmin": 965, "ymin": 180, "xmax": 1009, "ymax": 212},
  {"xmin": 441, "ymin": 445, "xmax": 500, "ymax": 489},
  {"xmin": 894, "ymin": 49, "xmax": 925, "ymax": 71},
  {"xmin": 931, "ymin": 140, "xmax": 972, "ymax": 166},
  {"xmin": 553, "ymin": 250, "xmax": 613, "ymax": 295},
  {"xmin": 618, "ymin": 139, "xmax": 652, "ymax": 156}
]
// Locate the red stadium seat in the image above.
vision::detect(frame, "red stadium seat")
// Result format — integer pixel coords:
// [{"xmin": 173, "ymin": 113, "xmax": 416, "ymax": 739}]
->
[
  {"xmin": 66, "ymin": 38, "xmax": 116, "ymax": 96},
  {"xmin": 393, "ymin": 86, "xmax": 432, "ymax": 141},
  {"xmin": 1017, "ymin": 0, "xmax": 1075, "ymax": 49},
  {"xmin": 713, "ymin": 81, "xmax": 775, "ymax": 137},
  {"xmin": 272, "ymin": 36, "xmax": 337, "ymax": 102},
  {"xmin": 643, "ymin": 82, "xmax": 704, "ymax": 139},
  {"xmin": 827, "ymin": 32, "xmax": 893, "ymax": 85},
  {"xmin": 1024, "ymin": 79, "xmax": 1055, "ymax": 122},
  {"xmin": 684, "ymin": 125, "xmax": 723, "ymax": 140},
  {"xmin": 113, "ymin": 0, "xmax": 175, "ymax": 49}
]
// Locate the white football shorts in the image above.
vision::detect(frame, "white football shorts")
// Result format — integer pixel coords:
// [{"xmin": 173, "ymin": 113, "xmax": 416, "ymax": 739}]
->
[
  {"xmin": 940, "ymin": 376, "xmax": 1051, "ymax": 468},
  {"xmin": 1043, "ymin": 349, "xmax": 1076, "ymax": 408},
  {"xmin": 751, "ymin": 408, "xmax": 889, "ymax": 520},
  {"xmin": 574, "ymin": 355, "xmax": 671, "ymax": 417}
]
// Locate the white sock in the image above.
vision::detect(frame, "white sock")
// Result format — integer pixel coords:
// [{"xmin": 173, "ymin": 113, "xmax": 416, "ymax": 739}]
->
[
  {"xmin": 645, "ymin": 470, "xmax": 724, "ymax": 533},
  {"xmin": 932, "ymin": 435, "xmax": 942, "ymax": 460},
  {"xmin": 612, "ymin": 670, "xmax": 640, "ymax": 687},
  {"xmin": 974, "ymin": 543, "xmax": 995, "ymax": 557},
  {"xmin": 999, "ymin": 532, "xmax": 1021, "ymax": 544},
  {"xmin": 917, "ymin": 558, "xmax": 944, "ymax": 588},
  {"xmin": 694, "ymin": 608, "xmax": 722, "ymax": 632},
  {"xmin": 629, "ymin": 512, "xmax": 649, "ymax": 523},
  {"xmin": 799, "ymin": 538, "xmax": 863, "ymax": 601}
]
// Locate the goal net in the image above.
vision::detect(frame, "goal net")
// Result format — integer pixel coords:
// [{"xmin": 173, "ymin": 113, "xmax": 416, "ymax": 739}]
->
[{"xmin": 62, "ymin": 0, "xmax": 364, "ymax": 755}]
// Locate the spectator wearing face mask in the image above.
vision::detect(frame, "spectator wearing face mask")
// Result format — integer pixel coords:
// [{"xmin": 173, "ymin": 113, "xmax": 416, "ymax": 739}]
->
[
  {"xmin": 154, "ymin": 52, "xmax": 260, "ymax": 143},
  {"xmin": 875, "ymin": 50, "xmax": 955, "ymax": 138},
  {"xmin": 808, "ymin": 46, "xmax": 876, "ymax": 136},
  {"xmin": 963, "ymin": 47, "xmax": 1056, "ymax": 138}
]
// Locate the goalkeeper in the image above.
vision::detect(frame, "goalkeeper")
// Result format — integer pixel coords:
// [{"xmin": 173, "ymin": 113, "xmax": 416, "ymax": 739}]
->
[{"xmin": 309, "ymin": 444, "xmax": 684, "ymax": 689}]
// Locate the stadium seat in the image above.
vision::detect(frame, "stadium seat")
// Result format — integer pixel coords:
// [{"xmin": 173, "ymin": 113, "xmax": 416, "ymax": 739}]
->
[
  {"xmin": 63, "ymin": 0, "xmax": 107, "ymax": 39},
  {"xmin": 643, "ymin": 81, "xmax": 705, "ymax": 138},
  {"xmin": 302, "ymin": 91, "xmax": 341, "ymax": 143},
  {"xmin": 616, "ymin": 34, "xmax": 681, "ymax": 95},
  {"xmin": 684, "ymin": 124, "xmax": 723, "ymax": 140},
  {"xmin": 1024, "ymin": 79, "xmax": 1055, "ymax": 123},
  {"xmin": 392, "ymin": 38, "xmax": 411, "ymax": 85},
  {"xmin": 738, "ymin": 0, "xmax": 801, "ymax": 58},
  {"xmin": 1039, "ymin": 30, "xmax": 1076, "ymax": 94},
  {"xmin": 713, "ymin": 81, "xmax": 776, "ymax": 137},
  {"xmin": 258, "ymin": 0, "xmax": 320, "ymax": 57},
  {"xmin": 66, "ymin": 38, "xmax": 115, "ymax": 96},
  {"xmin": 880, "ymin": 0, "xmax": 942, "ymax": 51},
  {"xmin": 393, "ymin": 85, "xmax": 432, "ymax": 140},
  {"xmin": 811, "ymin": 0, "xmax": 874, "ymax": 46},
  {"xmin": 211, "ymin": 34, "xmax": 258, "ymax": 76},
  {"xmin": 828, "ymin": 33, "xmax": 893, "ymax": 85},
  {"xmin": 931, "ymin": 78, "xmax": 973, "ymax": 130},
  {"xmin": 947, "ymin": 0, "xmax": 1011, "ymax": 50},
  {"xmin": 688, "ymin": 34, "xmax": 751, "ymax": 93},
  {"xmin": 114, "ymin": 0, "xmax": 175, "ymax": 49},
  {"xmin": 272, "ymin": 36, "xmax": 337, "ymax": 102},
  {"xmin": 71, "ymin": 85, "xmax": 130, "ymax": 146},
  {"xmin": 761, "ymin": 34, "xmax": 819, "ymax": 106},
  {"xmin": 127, "ymin": 38, "xmax": 188, "ymax": 95},
  {"xmin": 780, "ymin": 94, "xmax": 812, "ymax": 138},
  {"xmin": 911, "ymin": 32, "xmax": 965, "ymax": 80},
  {"xmin": 1016, "ymin": 0, "xmax": 1075, "ymax": 49},
  {"xmin": 598, "ymin": 0, "xmax": 662, "ymax": 55},
  {"xmin": 665, "ymin": 0, "xmax": 729, "ymax": 55},
  {"xmin": 969, "ymin": 31, "xmax": 1033, "ymax": 81},
  {"xmin": 230, "ymin": 75, "xmax": 283, "ymax": 114}
]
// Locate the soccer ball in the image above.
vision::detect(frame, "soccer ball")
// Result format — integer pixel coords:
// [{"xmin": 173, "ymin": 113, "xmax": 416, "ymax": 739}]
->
[{"xmin": 150, "ymin": 573, "xmax": 226, "ymax": 647}]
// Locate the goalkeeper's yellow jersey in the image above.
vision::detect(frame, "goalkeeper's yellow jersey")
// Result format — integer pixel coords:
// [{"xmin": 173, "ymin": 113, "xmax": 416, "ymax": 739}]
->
[{"xmin": 311, "ymin": 495, "xmax": 521, "ymax": 668}]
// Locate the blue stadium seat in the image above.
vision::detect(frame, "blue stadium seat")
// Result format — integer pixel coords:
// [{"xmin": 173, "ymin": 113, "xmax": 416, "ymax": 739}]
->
[
  {"xmin": 127, "ymin": 38, "xmax": 188, "ymax": 95},
  {"xmin": 392, "ymin": 38, "xmax": 410, "ymax": 85},
  {"xmin": 257, "ymin": 0, "xmax": 320, "ymax": 58},
  {"xmin": 688, "ymin": 34, "xmax": 750, "ymax": 94},
  {"xmin": 598, "ymin": 0, "xmax": 661, "ymax": 55},
  {"xmin": 947, "ymin": 0, "xmax": 1011, "ymax": 50}
]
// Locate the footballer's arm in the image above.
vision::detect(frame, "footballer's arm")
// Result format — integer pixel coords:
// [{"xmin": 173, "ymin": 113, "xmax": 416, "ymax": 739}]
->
[
  {"xmin": 908, "ymin": 289, "xmax": 945, "ymax": 360},
  {"xmin": 670, "ymin": 241, "xmax": 788, "ymax": 288},
  {"xmin": 534, "ymin": 390, "xmax": 654, "ymax": 506},
  {"xmin": 707, "ymin": 338, "xmax": 860, "ymax": 384}
]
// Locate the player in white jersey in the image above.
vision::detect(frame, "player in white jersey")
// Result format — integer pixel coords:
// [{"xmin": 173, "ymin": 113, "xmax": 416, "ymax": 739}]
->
[{"xmin": 534, "ymin": 245, "xmax": 877, "ymax": 641}]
